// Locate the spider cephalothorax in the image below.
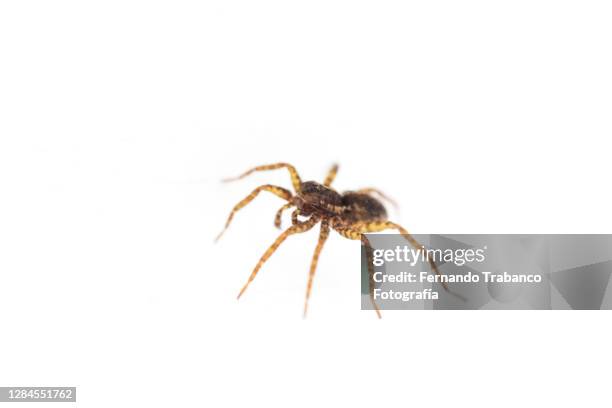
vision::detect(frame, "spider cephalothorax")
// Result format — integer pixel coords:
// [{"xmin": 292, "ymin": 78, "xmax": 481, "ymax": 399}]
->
[
  {"xmin": 293, "ymin": 181, "xmax": 345, "ymax": 217},
  {"xmin": 216, "ymin": 162, "xmax": 451, "ymax": 317}
]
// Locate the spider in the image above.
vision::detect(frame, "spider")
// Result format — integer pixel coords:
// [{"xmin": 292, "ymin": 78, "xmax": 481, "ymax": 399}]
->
[{"xmin": 215, "ymin": 162, "xmax": 452, "ymax": 317}]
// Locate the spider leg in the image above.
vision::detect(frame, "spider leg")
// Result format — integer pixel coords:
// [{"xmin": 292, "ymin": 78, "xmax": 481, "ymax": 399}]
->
[
  {"xmin": 351, "ymin": 221, "xmax": 466, "ymax": 300},
  {"xmin": 323, "ymin": 163, "xmax": 339, "ymax": 187},
  {"xmin": 332, "ymin": 224, "xmax": 382, "ymax": 318},
  {"xmin": 355, "ymin": 188, "xmax": 399, "ymax": 211},
  {"xmin": 291, "ymin": 209, "xmax": 300, "ymax": 225},
  {"xmin": 215, "ymin": 184, "xmax": 292, "ymax": 242},
  {"xmin": 360, "ymin": 235, "xmax": 382, "ymax": 318},
  {"xmin": 237, "ymin": 214, "xmax": 319, "ymax": 300},
  {"xmin": 222, "ymin": 162, "xmax": 303, "ymax": 193},
  {"xmin": 303, "ymin": 220, "xmax": 330, "ymax": 318},
  {"xmin": 273, "ymin": 203, "xmax": 294, "ymax": 229}
]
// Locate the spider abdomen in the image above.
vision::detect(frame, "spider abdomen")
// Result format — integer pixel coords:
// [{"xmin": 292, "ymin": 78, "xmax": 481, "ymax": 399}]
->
[{"xmin": 341, "ymin": 192, "xmax": 388, "ymax": 223}]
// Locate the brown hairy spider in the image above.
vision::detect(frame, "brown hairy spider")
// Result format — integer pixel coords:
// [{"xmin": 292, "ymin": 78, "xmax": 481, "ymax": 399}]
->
[{"xmin": 215, "ymin": 163, "xmax": 452, "ymax": 318}]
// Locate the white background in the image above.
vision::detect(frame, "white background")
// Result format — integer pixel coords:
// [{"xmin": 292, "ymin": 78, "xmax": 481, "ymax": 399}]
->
[{"xmin": 1, "ymin": 1, "xmax": 611, "ymax": 407}]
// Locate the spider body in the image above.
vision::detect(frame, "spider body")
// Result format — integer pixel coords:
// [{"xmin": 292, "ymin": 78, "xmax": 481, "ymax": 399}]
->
[
  {"xmin": 293, "ymin": 181, "xmax": 388, "ymax": 223},
  {"xmin": 216, "ymin": 162, "xmax": 452, "ymax": 317}
]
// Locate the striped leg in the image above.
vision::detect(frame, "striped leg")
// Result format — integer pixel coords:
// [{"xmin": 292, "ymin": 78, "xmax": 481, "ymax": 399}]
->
[
  {"xmin": 222, "ymin": 162, "xmax": 303, "ymax": 193},
  {"xmin": 323, "ymin": 163, "xmax": 339, "ymax": 187},
  {"xmin": 303, "ymin": 220, "xmax": 330, "ymax": 318},
  {"xmin": 291, "ymin": 209, "xmax": 300, "ymax": 225},
  {"xmin": 215, "ymin": 184, "xmax": 292, "ymax": 242},
  {"xmin": 333, "ymin": 225, "xmax": 382, "ymax": 318},
  {"xmin": 237, "ymin": 214, "xmax": 319, "ymax": 300},
  {"xmin": 351, "ymin": 221, "xmax": 453, "ymax": 294},
  {"xmin": 274, "ymin": 203, "xmax": 293, "ymax": 229}
]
